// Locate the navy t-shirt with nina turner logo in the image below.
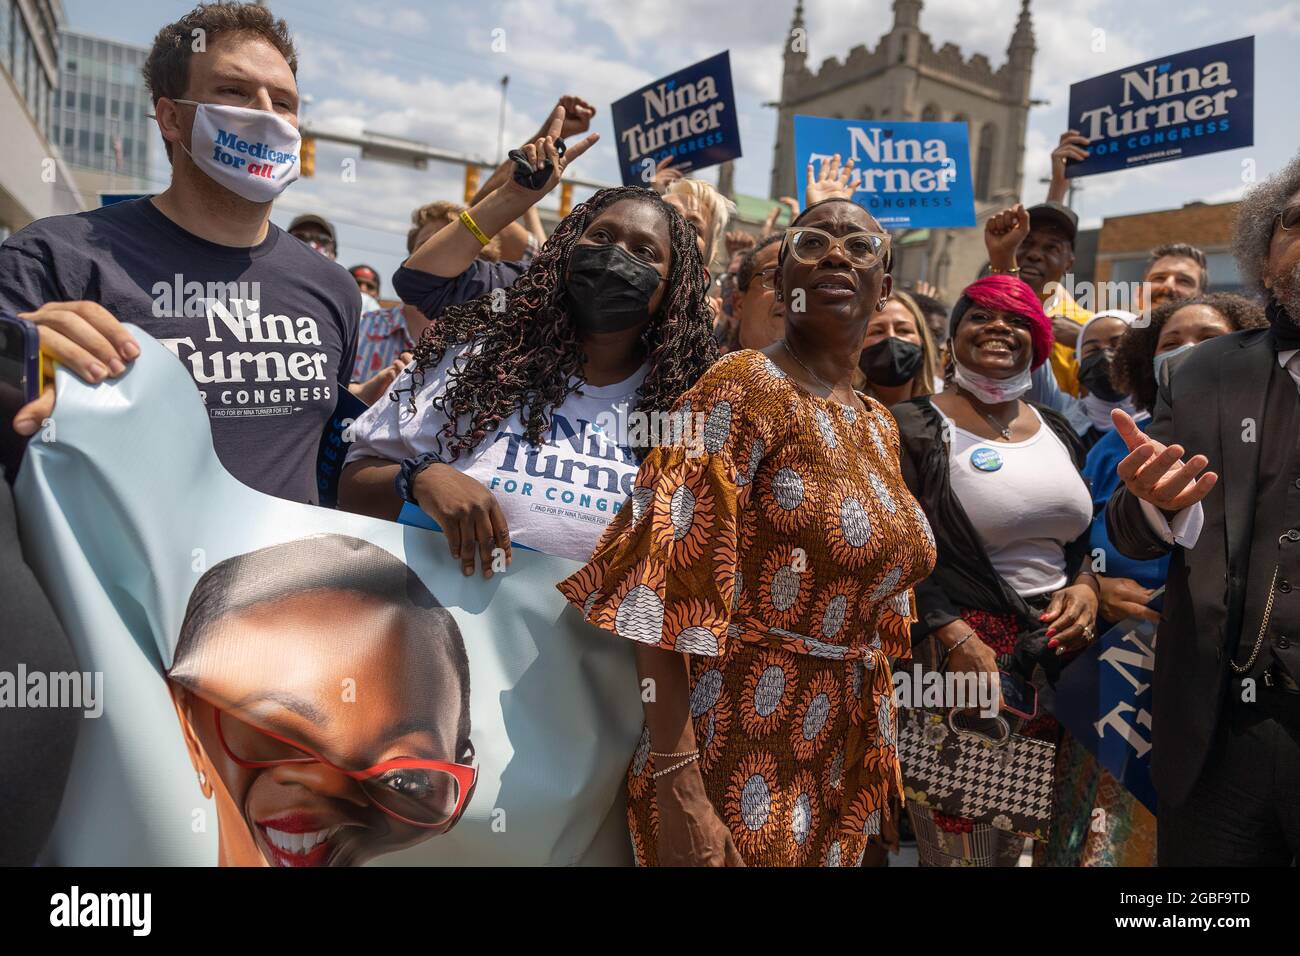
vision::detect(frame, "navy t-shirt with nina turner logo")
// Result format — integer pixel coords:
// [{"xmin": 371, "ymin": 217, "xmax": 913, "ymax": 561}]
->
[{"xmin": 0, "ymin": 197, "xmax": 359, "ymax": 504}]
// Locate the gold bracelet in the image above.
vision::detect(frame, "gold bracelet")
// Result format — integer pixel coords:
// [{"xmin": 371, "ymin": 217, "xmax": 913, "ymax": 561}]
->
[
  {"xmin": 988, "ymin": 264, "xmax": 1020, "ymax": 275},
  {"xmin": 459, "ymin": 209, "xmax": 490, "ymax": 247},
  {"xmin": 650, "ymin": 749, "xmax": 699, "ymax": 760}
]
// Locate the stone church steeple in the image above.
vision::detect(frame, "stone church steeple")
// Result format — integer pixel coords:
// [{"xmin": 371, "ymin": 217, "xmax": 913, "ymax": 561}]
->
[{"xmin": 766, "ymin": 0, "xmax": 1038, "ymax": 300}]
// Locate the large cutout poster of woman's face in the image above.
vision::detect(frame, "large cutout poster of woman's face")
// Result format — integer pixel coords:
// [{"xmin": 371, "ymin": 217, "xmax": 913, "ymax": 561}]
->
[
  {"xmin": 16, "ymin": 331, "xmax": 643, "ymax": 866},
  {"xmin": 167, "ymin": 535, "xmax": 476, "ymax": 867}
]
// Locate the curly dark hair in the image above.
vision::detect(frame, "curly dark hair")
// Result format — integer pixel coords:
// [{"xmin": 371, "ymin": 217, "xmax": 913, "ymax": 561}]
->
[
  {"xmin": 1233, "ymin": 154, "xmax": 1300, "ymax": 296},
  {"xmin": 393, "ymin": 186, "xmax": 718, "ymax": 462},
  {"xmin": 144, "ymin": 2, "xmax": 298, "ymax": 162},
  {"xmin": 1113, "ymin": 293, "xmax": 1267, "ymax": 411}
]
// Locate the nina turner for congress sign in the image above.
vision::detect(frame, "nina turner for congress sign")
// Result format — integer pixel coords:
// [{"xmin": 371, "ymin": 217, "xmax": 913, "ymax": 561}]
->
[
  {"xmin": 610, "ymin": 51, "xmax": 741, "ymax": 186},
  {"xmin": 793, "ymin": 116, "xmax": 976, "ymax": 229},
  {"xmin": 1066, "ymin": 37, "xmax": 1254, "ymax": 178}
]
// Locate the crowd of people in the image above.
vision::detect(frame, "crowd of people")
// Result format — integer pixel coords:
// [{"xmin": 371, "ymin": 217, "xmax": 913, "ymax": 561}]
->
[{"xmin": 2, "ymin": 1, "xmax": 1297, "ymax": 868}]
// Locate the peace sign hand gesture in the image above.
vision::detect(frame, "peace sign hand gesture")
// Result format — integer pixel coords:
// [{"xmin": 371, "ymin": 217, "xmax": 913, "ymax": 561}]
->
[{"xmin": 514, "ymin": 105, "xmax": 600, "ymax": 195}]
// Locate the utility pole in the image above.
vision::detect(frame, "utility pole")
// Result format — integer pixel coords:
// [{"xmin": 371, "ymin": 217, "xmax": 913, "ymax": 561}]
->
[{"xmin": 496, "ymin": 75, "xmax": 509, "ymax": 164}]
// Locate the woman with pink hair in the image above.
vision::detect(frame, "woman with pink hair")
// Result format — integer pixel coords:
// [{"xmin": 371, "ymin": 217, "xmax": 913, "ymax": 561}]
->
[{"xmin": 890, "ymin": 274, "xmax": 1100, "ymax": 867}]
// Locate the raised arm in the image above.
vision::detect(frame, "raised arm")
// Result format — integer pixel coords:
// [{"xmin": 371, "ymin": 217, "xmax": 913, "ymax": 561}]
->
[{"xmin": 405, "ymin": 104, "xmax": 598, "ymax": 279}]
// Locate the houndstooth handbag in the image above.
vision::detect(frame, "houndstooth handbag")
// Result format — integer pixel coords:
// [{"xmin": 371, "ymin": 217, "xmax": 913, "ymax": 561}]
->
[{"xmin": 896, "ymin": 706, "xmax": 1055, "ymax": 841}]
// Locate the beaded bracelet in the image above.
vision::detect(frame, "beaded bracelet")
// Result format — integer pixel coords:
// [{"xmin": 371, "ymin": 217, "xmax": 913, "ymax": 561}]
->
[{"xmin": 651, "ymin": 752, "xmax": 700, "ymax": 779}]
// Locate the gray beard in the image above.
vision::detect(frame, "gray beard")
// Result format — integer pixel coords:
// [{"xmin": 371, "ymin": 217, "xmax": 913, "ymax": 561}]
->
[{"xmin": 1274, "ymin": 261, "xmax": 1300, "ymax": 322}]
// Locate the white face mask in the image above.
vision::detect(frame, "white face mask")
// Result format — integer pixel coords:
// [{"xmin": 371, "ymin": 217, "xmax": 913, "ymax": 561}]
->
[
  {"xmin": 951, "ymin": 355, "xmax": 1033, "ymax": 404},
  {"xmin": 173, "ymin": 100, "xmax": 301, "ymax": 203}
]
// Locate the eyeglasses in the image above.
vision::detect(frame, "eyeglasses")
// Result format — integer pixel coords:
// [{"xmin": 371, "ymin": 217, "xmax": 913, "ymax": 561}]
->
[
  {"xmin": 1275, "ymin": 203, "xmax": 1300, "ymax": 233},
  {"xmin": 214, "ymin": 707, "xmax": 476, "ymax": 829},
  {"xmin": 754, "ymin": 267, "xmax": 777, "ymax": 290},
  {"xmin": 782, "ymin": 225, "xmax": 891, "ymax": 269}
]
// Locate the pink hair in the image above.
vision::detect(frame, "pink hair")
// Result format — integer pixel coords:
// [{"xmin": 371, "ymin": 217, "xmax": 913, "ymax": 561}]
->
[{"xmin": 952, "ymin": 274, "xmax": 1055, "ymax": 371}]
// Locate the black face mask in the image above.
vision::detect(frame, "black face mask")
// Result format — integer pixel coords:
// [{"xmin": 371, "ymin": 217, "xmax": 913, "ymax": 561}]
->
[
  {"xmin": 1078, "ymin": 349, "xmax": 1126, "ymax": 401},
  {"xmin": 859, "ymin": 337, "xmax": 924, "ymax": 387},
  {"xmin": 565, "ymin": 242, "xmax": 663, "ymax": 333}
]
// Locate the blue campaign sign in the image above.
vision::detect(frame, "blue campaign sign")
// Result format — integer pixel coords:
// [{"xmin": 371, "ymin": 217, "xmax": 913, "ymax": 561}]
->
[
  {"xmin": 1051, "ymin": 594, "xmax": 1164, "ymax": 815},
  {"xmin": 1066, "ymin": 36, "xmax": 1254, "ymax": 178},
  {"xmin": 793, "ymin": 116, "xmax": 975, "ymax": 229},
  {"xmin": 610, "ymin": 50, "xmax": 741, "ymax": 187}
]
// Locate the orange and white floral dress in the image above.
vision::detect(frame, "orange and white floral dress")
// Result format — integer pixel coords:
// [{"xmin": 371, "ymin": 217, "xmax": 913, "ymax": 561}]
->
[{"xmin": 558, "ymin": 349, "xmax": 936, "ymax": 866}]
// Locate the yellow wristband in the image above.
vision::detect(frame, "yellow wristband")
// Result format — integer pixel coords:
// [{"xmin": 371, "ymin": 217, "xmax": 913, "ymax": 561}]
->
[{"xmin": 459, "ymin": 209, "xmax": 490, "ymax": 247}]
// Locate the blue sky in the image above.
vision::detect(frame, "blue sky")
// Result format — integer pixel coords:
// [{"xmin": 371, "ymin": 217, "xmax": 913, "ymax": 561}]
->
[{"xmin": 64, "ymin": 0, "xmax": 1300, "ymax": 289}]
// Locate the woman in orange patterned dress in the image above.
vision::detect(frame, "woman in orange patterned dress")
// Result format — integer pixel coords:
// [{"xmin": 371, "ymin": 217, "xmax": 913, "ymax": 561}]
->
[{"xmin": 558, "ymin": 199, "xmax": 936, "ymax": 866}]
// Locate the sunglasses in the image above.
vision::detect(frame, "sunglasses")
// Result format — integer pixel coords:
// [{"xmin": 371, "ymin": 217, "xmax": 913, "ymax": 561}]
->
[
  {"xmin": 214, "ymin": 707, "xmax": 476, "ymax": 830},
  {"xmin": 782, "ymin": 225, "xmax": 891, "ymax": 269},
  {"xmin": 1275, "ymin": 203, "xmax": 1300, "ymax": 234}
]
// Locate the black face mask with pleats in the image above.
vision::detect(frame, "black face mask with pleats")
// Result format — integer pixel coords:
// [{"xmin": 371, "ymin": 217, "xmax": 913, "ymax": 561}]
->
[
  {"xmin": 1078, "ymin": 349, "xmax": 1126, "ymax": 401},
  {"xmin": 858, "ymin": 337, "xmax": 924, "ymax": 387},
  {"xmin": 565, "ymin": 243, "xmax": 663, "ymax": 333}
]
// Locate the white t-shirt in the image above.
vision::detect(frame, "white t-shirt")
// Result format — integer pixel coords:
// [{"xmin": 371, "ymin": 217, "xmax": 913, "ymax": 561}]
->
[
  {"xmin": 938, "ymin": 404, "xmax": 1093, "ymax": 597},
  {"xmin": 346, "ymin": 346, "xmax": 648, "ymax": 561}
]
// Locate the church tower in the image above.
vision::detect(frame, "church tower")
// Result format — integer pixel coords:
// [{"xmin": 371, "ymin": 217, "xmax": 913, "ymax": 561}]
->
[{"xmin": 766, "ymin": 0, "xmax": 1037, "ymax": 299}]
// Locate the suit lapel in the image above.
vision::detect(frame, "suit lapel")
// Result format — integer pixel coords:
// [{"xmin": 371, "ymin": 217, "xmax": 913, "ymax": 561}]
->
[{"xmin": 1218, "ymin": 334, "xmax": 1275, "ymax": 568}]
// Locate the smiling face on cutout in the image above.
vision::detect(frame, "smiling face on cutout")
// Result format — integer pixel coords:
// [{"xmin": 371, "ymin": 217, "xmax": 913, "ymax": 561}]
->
[{"xmin": 169, "ymin": 548, "xmax": 473, "ymax": 868}]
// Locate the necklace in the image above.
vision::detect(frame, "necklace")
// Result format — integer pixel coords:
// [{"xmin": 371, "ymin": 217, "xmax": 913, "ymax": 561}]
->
[
  {"xmin": 957, "ymin": 385, "xmax": 1013, "ymax": 440},
  {"xmin": 780, "ymin": 338, "xmax": 837, "ymax": 393}
]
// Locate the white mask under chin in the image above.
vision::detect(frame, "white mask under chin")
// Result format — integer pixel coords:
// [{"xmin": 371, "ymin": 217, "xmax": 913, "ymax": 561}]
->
[
  {"xmin": 951, "ymin": 356, "xmax": 1033, "ymax": 404},
  {"xmin": 175, "ymin": 100, "xmax": 301, "ymax": 204}
]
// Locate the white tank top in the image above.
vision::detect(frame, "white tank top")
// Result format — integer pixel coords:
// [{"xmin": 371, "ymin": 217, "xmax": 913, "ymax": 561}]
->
[{"xmin": 937, "ymin": 404, "xmax": 1093, "ymax": 597}]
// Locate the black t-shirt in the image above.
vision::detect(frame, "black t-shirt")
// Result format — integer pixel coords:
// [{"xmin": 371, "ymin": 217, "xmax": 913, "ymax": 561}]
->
[{"xmin": 0, "ymin": 198, "xmax": 359, "ymax": 504}]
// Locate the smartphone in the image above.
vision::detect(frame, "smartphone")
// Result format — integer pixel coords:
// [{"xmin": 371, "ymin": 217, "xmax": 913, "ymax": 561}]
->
[{"xmin": 0, "ymin": 311, "xmax": 43, "ymax": 481}]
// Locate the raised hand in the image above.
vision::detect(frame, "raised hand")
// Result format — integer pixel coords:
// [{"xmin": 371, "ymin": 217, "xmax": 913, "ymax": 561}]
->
[
  {"xmin": 516, "ymin": 105, "xmax": 600, "ymax": 195},
  {"xmin": 553, "ymin": 95, "xmax": 596, "ymax": 138},
  {"xmin": 806, "ymin": 154, "xmax": 860, "ymax": 205},
  {"xmin": 1048, "ymin": 129, "xmax": 1089, "ymax": 202},
  {"xmin": 724, "ymin": 229, "xmax": 755, "ymax": 258},
  {"xmin": 650, "ymin": 154, "xmax": 684, "ymax": 193},
  {"xmin": 1112, "ymin": 408, "xmax": 1218, "ymax": 514},
  {"xmin": 984, "ymin": 203, "xmax": 1030, "ymax": 271}
]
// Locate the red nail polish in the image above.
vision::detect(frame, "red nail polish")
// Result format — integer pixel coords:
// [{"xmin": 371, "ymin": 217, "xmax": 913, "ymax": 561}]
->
[
  {"xmin": 1048, "ymin": 639, "xmax": 1058, "ymax": 649},
  {"xmin": 1038, "ymin": 614, "xmax": 1048, "ymax": 621},
  {"xmin": 1046, "ymin": 628, "xmax": 1056, "ymax": 637}
]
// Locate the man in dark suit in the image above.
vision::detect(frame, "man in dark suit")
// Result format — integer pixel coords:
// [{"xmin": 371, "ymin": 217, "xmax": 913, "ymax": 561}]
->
[{"xmin": 1106, "ymin": 156, "xmax": 1300, "ymax": 866}]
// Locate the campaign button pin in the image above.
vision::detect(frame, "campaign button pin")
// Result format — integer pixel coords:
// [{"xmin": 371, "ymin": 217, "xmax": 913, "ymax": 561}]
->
[{"xmin": 970, "ymin": 447, "xmax": 1003, "ymax": 472}]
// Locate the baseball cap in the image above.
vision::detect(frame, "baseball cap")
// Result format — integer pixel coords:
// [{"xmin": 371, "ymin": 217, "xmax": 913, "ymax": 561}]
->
[
  {"xmin": 1026, "ymin": 201, "xmax": 1078, "ymax": 244},
  {"xmin": 288, "ymin": 213, "xmax": 337, "ymax": 247}
]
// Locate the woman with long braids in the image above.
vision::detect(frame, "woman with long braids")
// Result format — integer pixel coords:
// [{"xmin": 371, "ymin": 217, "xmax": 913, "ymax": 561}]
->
[
  {"xmin": 339, "ymin": 128, "xmax": 717, "ymax": 570},
  {"xmin": 558, "ymin": 198, "xmax": 937, "ymax": 866}
]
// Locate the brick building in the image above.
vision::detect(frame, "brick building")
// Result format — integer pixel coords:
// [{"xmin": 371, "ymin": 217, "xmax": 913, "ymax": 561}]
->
[{"xmin": 1094, "ymin": 199, "xmax": 1243, "ymax": 294}]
